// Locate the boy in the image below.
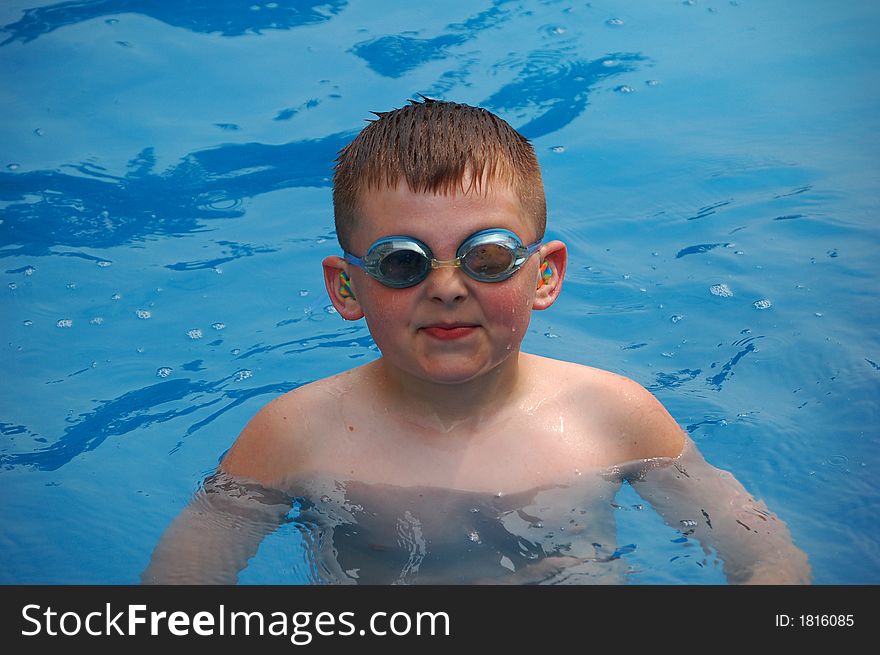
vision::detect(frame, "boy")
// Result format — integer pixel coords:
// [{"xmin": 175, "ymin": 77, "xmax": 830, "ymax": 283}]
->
[{"xmin": 143, "ymin": 99, "xmax": 810, "ymax": 584}]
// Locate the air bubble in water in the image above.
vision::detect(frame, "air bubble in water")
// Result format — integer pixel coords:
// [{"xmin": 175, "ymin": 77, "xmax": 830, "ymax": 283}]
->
[
  {"xmin": 111, "ymin": 293, "xmax": 121, "ymax": 300},
  {"xmin": 753, "ymin": 299, "xmax": 772, "ymax": 310},
  {"xmin": 66, "ymin": 282, "xmax": 77, "ymax": 289},
  {"xmin": 324, "ymin": 305, "xmax": 338, "ymax": 314},
  {"xmin": 7, "ymin": 163, "xmax": 20, "ymax": 171},
  {"xmin": 89, "ymin": 317, "xmax": 104, "ymax": 325},
  {"xmin": 97, "ymin": 260, "xmax": 112, "ymax": 267},
  {"xmin": 615, "ymin": 85, "xmax": 635, "ymax": 94},
  {"xmin": 670, "ymin": 314, "xmax": 684, "ymax": 323},
  {"xmin": 645, "ymin": 80, "xmax": 660, "ymax": 86},
  {"xmin": 211, "ymin": 322, "xmax": 225, "ymax": 331},
  {"xmin": 467, "ymin": 530, "xmax": 481, "ymax": 543},
  {"xmin": 709, "ymin": 283, "xmax": 733, "ymax": 297},
  {"xmin": 8, "ymin": 282, "xmax": 16, "ymax": 290},
  {"xmin": 234, "ymin": 369, "xmax": 253, "ymax": 382},
  {"xmin": 156, "ymin": 367, "xmax": 173, "ymax": 378},
  {"xmin": 24, "ymin": 266, "xmax": 35, "ymax": 276},
  {"xmin": 187, "ymin": 328, "xmax": 203, "ymax": 339},
  {"xmin": 606, "ymin": 17, "xmax": 625, "ymax": 26},
  {"xmin": 135, "ymin": 309, "xmax": 151, "ymax": 319},
  {"xmin": 299, "ymin": 290, "xmax": 309, "ymax": 297},
  {"xmin": 544, "ymin": 331, "xmax": 559, "ymax": 338},
  {"xmin": 56, "ymin": 319, "xmax": 73, "ymax": 328},
  {"xmin": 23, "ymin": 319, "xmax": 33, "ymax": 326},
  {"xmin": 550, "ymin": 145, "xmax": 565, "ymax": 153},
  {"xmin": 680, "ymin": 519, "xmax": 697, "ymax": 528}
]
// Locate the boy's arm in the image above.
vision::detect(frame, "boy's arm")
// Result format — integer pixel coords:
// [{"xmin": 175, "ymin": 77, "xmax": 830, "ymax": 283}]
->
[
  {"xmin": 143, "ymin": 400, "xmax": 301, "ymax": 584},
  {"xmin": 623, "ymin": 435, "xmax": 812, "ymax": 584},
  {"xmin": 141, "ymin": 471, "xmax": 291, "ymax": 584},
  {"xmin": 603, "ymin": 378, "xmax": 810, "ymax": 584}
]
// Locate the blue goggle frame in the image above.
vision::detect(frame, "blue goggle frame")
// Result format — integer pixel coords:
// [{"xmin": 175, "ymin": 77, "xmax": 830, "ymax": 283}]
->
[{"xmin": 343, "ymin": 228, "xmax": 543, "ymax": 288}]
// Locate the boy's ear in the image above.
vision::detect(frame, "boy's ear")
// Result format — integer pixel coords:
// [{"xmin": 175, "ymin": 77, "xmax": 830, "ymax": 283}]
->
[
  {"xmin": 322, "ymin": 256, "xmax": 364, "ymax": 321},
  {"xmin": 533, "ymin": 240, "xmax": 567, "ymax": 311}
]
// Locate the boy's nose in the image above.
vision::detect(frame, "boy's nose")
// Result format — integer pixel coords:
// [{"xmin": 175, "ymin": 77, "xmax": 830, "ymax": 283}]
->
[{"xmin": 423, "ymin": 266, "xmax": 469, "ymax": 304}]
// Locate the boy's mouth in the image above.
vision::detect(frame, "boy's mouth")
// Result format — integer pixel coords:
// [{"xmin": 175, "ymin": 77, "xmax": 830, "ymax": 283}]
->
[{"xmin": 419, "ymin": 323, "xmax": 480, "ymax": 341}]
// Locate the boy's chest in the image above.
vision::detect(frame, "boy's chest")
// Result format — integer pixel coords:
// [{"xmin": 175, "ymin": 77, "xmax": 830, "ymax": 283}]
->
[{"xmin": 304, "ymin": 406, "xmax": 624, "ymax": 494}]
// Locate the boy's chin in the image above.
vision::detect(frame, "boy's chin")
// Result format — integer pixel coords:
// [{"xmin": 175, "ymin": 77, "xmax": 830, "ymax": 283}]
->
[{"xmin": 405, "ymin": 353, "xmax": 515, "ymax": 386}]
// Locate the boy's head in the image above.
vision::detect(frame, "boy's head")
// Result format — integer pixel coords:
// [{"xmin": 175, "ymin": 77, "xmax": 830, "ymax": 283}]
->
[
  {"xmin": 324, "ymin": 99, "xmax": 566, "ymax": 385},
  {"xmin": 332, "ymin": 97, "xmax": 546, "ymax": 252}
]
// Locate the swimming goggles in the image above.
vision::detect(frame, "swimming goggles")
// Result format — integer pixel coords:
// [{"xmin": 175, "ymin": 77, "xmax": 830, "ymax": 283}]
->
[{"xmin": 343, "ymin": 228, "xmax": 543, "ymax": 288}]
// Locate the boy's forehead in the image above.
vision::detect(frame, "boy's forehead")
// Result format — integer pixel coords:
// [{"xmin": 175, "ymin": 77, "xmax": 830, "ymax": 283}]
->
[
  {"xmin": 350, "ymin": 181, "xmax": 533, "ymax": 247},
  {"xmin": 358, "ymin": 180, "xmax": 525, "ymax": 222}
]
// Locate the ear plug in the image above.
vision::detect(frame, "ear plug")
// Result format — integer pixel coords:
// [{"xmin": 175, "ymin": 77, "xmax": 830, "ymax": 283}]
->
[
  {"xmin": 339, "ymin": 271, "xmax": 355, "ymax": 299},
  {"xmin": 538, "ymin": 260, "xmax": 552, "ymax": 288}
]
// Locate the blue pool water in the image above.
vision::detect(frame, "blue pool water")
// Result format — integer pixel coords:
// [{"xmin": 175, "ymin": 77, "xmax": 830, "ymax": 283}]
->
[{"xmin": 1, "ymin": 0, "xmax": 878, "ymax": 584}]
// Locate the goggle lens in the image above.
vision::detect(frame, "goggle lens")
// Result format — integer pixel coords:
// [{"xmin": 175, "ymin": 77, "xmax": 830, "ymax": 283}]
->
[
  {"xmin": 378, "ymin": 248, "xmax": 430, "ymax": 285},
  {"xmin": 461, "ymin": 242, "xmax": 515, "ymax": 278}
]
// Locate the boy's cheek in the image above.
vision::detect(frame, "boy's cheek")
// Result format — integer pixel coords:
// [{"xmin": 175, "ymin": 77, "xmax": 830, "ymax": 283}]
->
[
  {"xmin": 483, "ymin": 287, "xmax": 535, "ymax": 337},
  {"xmin": 358, "ymin": 288, "xmax": 415, "ymax": 341},
  {"xmin": 357, "ymin": 281, "xmax": 411, "ymax": 317}
]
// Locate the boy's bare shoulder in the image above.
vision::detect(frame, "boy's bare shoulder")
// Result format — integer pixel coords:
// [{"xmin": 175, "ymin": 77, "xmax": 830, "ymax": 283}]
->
[
  {"xmin": 220, "ymin": 365, "xmax": 366, "ymax": 487},
  {"xmin": 523, "ymin": 353, "xmax": 685, "ymax": 462}
]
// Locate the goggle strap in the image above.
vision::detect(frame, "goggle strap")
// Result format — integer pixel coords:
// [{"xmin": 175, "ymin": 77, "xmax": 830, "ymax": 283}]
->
[{"xmin": 343, "ymin": 252, "xmax": 365, "ymax": 268}]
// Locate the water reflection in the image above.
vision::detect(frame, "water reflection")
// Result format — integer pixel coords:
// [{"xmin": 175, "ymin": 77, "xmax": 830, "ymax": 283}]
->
[
  {"xmin": 485, "ymin": 52, "xmax": 644, "ymax": 140},
  {"xmin": 1, "ymin": 0, "xmax": 348, "ymax": 45},
  {"xmin": 0, "ymin": 132, "xmax": 355, "ymax": 256},
  {"xmin": 0, "ymin": 375, "xmax": 299, "ymax": 471},
  {"xmin": 353, "ymin": 34, "xmax": 468, "ymax": 78}
]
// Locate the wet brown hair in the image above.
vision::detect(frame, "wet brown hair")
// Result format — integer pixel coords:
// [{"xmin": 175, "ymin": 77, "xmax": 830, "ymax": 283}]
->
[{"xmin": 332, "ymin": 97, "xmax": 546, "ymax": 251}]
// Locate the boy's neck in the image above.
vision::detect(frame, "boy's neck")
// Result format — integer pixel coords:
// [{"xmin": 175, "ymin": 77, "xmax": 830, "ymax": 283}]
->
[{"xmin": 372, "ymin": 352, "xmax": 527, "ymax": 435}]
